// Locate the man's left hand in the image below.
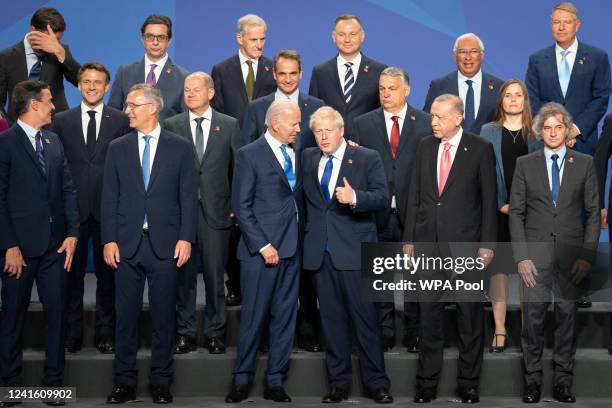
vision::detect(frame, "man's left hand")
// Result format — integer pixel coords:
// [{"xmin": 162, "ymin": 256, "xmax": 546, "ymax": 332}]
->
[
  {"xmin": 478, "ymin": 248, "xmax": 494, "ymax": 268},
  {"xmin": 571, "ymin": 258, "xmax": 591, "ymax": 284},
  {"xmin": 28, "ymin": 25, "xmax": 66, "ymax": 62},
  {"xmin": 57, "ymin": 237, "xmax": 78, "ymax": 271},
  {"xmin": 174, "ymin": 240, "xmax": 192, "ymax": 267}
]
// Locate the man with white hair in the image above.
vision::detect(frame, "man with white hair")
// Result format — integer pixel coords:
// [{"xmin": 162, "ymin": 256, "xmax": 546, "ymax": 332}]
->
[{"xmin": 423, "ymin": 33, "xmax": 503, "ymax": 134}]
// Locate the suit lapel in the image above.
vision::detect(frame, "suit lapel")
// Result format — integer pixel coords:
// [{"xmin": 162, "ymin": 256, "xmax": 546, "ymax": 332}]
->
[
  {"xmin": 535, "ymin": 150, "xmax": 555, "ymax": 208},
  {"xmin": 476, "ymin": 74, "xmax": 497, "ymax": 122},
  {"xmin": 440, "ymin": 135, "xmax": 469, "ymax": 196},
  {"xmin": 15, "ymin": 125, "xmax": 45, "ymax": 177},
  {"xmin": 261, "ymin": 138, "xmax": 290, "ymax": 190},
  {"xmin": 565, "ymin": 44, "xmax": 587, "ymax": 101},
  {"xmin": 231, "ymin": 55, "xmax": 249, "ymax": 104},
  {"xmin": 396, "ymin": 105, "xmax": 416, "ymax": 158},
  {"xmin": 202, "ymin": 111, "xmax": 221, "ymax": 166},
  {"xmin": 73, "ymin": 106, "xmax": 89, "ymax": 157},
  {"xmin": 556, "ymin": 150, "xmax": 574, "ymax": 206},
  {"xmin": 373, "ymin": 109, "xmax": 392, "ymax": 159},
  {"xmin": 133, "ymin": 59, "xmax": 146, "ymax": 86},
  {"xmin": 128, "ymin": 132, "xmax": 146, "ymax": 192},
  {"xmin": 311, "ymin": 150, "xmax": 326, "ymax": 205},
  {"xmin": 175, "ymin": 112, "xmax": 198, "ymax": 163},
  {"xmin": 156, "ymin": 58, "xmax": 174, "ymax": 89},
  {"xmin": 331, "ymin": 145, "xmax": 355, "ymax": 207},
  {"xmin": 327, "ymin": 58, "xmax": 345, "ymax": 102},
  {"xmin": 253, "ymin": 57, "xmax": 272, "ymax": 98},
  {"xmin": 13, "ymin": 43, "xmax": 28, "ymax": 82},
  {"xmin": 430, "ymin": 138, "xmax": 440, "ymax": 196},
  {"xmin": 544, "ymin": 46, "xmax": 565, "ymax": 101}
]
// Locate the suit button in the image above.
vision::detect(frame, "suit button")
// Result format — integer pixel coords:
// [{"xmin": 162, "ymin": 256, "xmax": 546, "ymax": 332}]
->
[
  {"xmin": 436, "ymin": 202, "xmax": 441, "ymax": 206},
  {"xmin": 49, "ymin": 216, "xmax": 53, "ymax": 223}
]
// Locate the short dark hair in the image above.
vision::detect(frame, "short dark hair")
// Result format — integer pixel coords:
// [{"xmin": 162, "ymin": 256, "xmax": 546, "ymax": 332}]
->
[
  {"xmin": 141, "ymin": 14, "xmax": 173, "ymax": 39},
  {"xmin": 274, "ymin": 50, "xmax": 302, "ymax": 71},
  {"xmin": 334, "ymin": 14, "xmax": 362, "ymax": 30},
  {"xmin": 78, "ymin": 61, "xmax": 111, "ymax": 83},
  {"xmin": 12, "ymin": 80, "xmax": 50, "ymax": 118},
  {"xmin": 30, "ymin": 7, "xmax": 66, "ymax": 32}
]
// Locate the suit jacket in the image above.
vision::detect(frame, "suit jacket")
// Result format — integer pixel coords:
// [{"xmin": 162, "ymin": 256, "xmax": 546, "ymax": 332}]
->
[
  {"xmin": 593, "ymin": 114, "xmax": 612, "ymax": 216},
  {"xmin": 479, "ymin": 123, "xmax": 544, "ymax": 209},
  {"xmin": 231, "ymin": 136, "xmax": 301, "ymax": 260},
  {"xmin": 241, "ymin": 91, "xmax": 325, "ymax": 148},
  {"xmin": 526, "ymin": 42, "xmax": 611, "ymax": 155},
  {"xmin": 0, "ymin": 40, "xmax": 80, "ymax": 122},
  {"xmin": 308, "ymin": 54, "xmax": 386, "ymax": 138},
  {"xmin": 0, "ymin": 124, "xmax": 79, "ymax": 257},
  {"xmin": 101, "ymin": 129, "xmax": 197, "ymax": 259},
  {"xmin": 163, "ymin": 109, "xmax": 242, "ymax": 229},
  {"xmin": 211, "ymin": 54, "xmax": 276, "ymax": 125},
  {"xmin": 509, "ymin": 149, "xmax": 599, "ymax": 265},
  {"xmin": 423, "ymin": 70, "xmax": 503, "ymax": 135},
  {"xmin": 302, "ymin": 145, "xmax": 388, "ymax": 271},
  {"xmin": 108, "ymin": 57, "xmax": 189, "ymax": 121},
  {"xmin": 50, "ymin": 104, "xmax": 130, "ymax": 223},
  {"xmin": 352, "ymin": 104, "xmax": 431, "ymax": 230},
  {"xmin": 403, "ymin": 131, "xmax": 497, "ymax": 245}
]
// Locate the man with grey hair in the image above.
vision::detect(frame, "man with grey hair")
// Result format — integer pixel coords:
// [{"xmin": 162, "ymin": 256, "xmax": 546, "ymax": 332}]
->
[
  {"xmin": 509, "ymin": 102, "xmax": 599, "ymax": 404},
  {"xmin": 102, "ymin": 83, "xmax": 198, "ymax": 404},
  {"xmin": 211, "ymin": 14, "xmax": 276, "ymax": 126},
  {"xmin": 424, "ymin": 33, "xmax": 503, "ymax": 134},
  {"xmin": 353, "ymin": 67, "xmax": 432, "ymax": 353},
  {"xmin": 226, "ymin": 99, "xmax": 302, "ymax": 403}
]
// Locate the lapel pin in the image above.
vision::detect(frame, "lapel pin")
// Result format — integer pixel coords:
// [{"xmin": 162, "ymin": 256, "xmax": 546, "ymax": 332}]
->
[
  {"xmin": 166, "ymin": 68, "xmax": 172, "ymax": 74},
  {"xmin": 578, "ymin": 58, "xmax": 585, "ymax": 65},
  {"xmin": 265, "ymin": 65, "xmax": 270, "ymax": 72},
  {"xmin": 410, "ymin": 115, "xmax": 416, "ymax": 121},
  {"xmin": 44, "ymin": 138, "xmax": 51, "ymax": 144},
  {"xmin": 568, "ymin": 156, "xmax": 574, "ymax": 163},
  {"xmin": 214, "ymin": 126, "xmax": 220, "ymax": 132},
  {"xmin": 463, "ymin": 146, "xmax": 468, "ymax": 151},
  {"xmin": 364, "ymin": 65, "xmax": 369, "ymax": 73},
  {"xmin": 348, "ymin": 159, "xmax": 353, "ymax": 164},
  {"xmin": 488, "ymin": 83, "xmax": 494, "ymax": 90}
]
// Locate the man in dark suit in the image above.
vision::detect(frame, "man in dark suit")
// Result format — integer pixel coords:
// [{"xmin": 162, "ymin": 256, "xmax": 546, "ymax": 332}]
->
[
  {"xmin": 423, "ymin": 33, "xmax": 503, "ymax": 135},
  {"xmin": 50, "ymin": 62, "xmax": 130, "ymax": 355},
  {"xmin": 211, "ymin": 14, "xmax": 276, "ymax": 126},
  {"xmin": 303, "ymin": 106, "xmax": 393, "ymax": 404},
  {"xmin": 108, "ymin": 15, "xmax": 188, "ymax": 122},
  {"xmin": 163, "ymin": 72, "xmax": 241, "ymax": 355},
  {"xmin": 0, "ymin": 80, "xmax": 79, "ymax": 393},
  {"xmin": 404, "ymin": 94, "xmax": 497, "ymax": 404},
  {"xmin": 526, "ymin": 2, "xmax": 610, "ymax": 156},
  {"xmin": 510, "ymin": 102, "xmax": 599, "ymax": 404},
  {"xmin": 225, "ymin": 100, "xmax": 301, "ymax": 404},
  {"xmin": 0, "ymin": 7, "xmax": 80, "ymax": 123},
  {"xmin": 102, "ymin": 84, "xmax": 197, "ymax": 404},
  {"xmin": 309, "ymin": 14, "xmax": 386, "ymax": 138},
  {"xmin": 353, "ymin": 67, "xmax": 431, "ymax": 353}
]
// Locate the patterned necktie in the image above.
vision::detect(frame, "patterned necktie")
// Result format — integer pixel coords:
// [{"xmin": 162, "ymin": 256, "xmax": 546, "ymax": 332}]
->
[
  {"xmin": 343, "ymin": 62, "xmax": 354, "ymax": 104},
  {"xmin": 390, "ymin": 115, "xmax": 400, "ymax": 158},
  {"xmin": 320, "ymin": 154, "xmax": 334, "ymax": 203},
  {"xmin": 280, "ymin": 144, "xmax": 296, "ymax": 190},
  {"xmin": 194, "ymin": 117, "xmax": 205, "ymax": 162},
  {"xmin": 464, "ymin": 79, "xmax": 475, "ymax": 131},
  {"xmin": 559, "ymin": 50, "xmax": 571, "ymax": 97},
  {"xmin": 86, "ymin": 110, "xmax": 97, "ymax": 157},
  {"xmin": 245, "ymin": 60, "xmax": 255, "ymax": 102},
  {"xmin": 35, "ymin": 131, "xmax": 46, "ymax": 176},
  {"xmin": 551, "ymin": 153, "xmax": 560, "ymax": 206},
  {"xmin": 438, "ymin": 142, "xmax": 452, "ymax": 195},
  {"xmin": 146, "ymin": 64, "xmax": 157, "ymax": 86},
  {"xmin": 29, "ymin": 58, "xmax": 42, "ymax": 80}
]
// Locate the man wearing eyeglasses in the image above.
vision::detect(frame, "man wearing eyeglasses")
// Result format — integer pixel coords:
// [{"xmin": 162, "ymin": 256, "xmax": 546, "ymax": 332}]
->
[
  {"xmin": 108, "ymin": 14, "xmax": 189, "ymax": 121},
  {"xmin": 423, "ymin": 33, "xmax": 503, "ymax": 134}
]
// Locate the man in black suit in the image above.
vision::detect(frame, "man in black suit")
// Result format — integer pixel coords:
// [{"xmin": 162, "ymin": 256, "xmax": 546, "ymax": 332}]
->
[
  {"xmin": 108, "ymin": 15, "xmax": 188, "ymax": 121},
  {"xmin": 404, "ymin": 94, "xmax": 497, "ymax": 404},
  {"xmin": 163, "ymin": 72, "xmax": 241, "ymax": 355},
  {"xmin": 352, "ymin": 67, "xmax": 431, "ymax": 353},
  {"xmin": 309, "ymin": 14, "xmax": 386, "ymax": 138},
  {"xmin": 50, "ymin": 61, "xmax": 130, "ymax": 355},
  {"xmin": 211, "ymin": 14, "xmax": 276, "ymax": 126},
  {"xmin": 423, "ymin": 33, "xmax": 503, "ymax": 135},
  {"xmin": 0, "ymin": 80, "xmax": 79, "ymax": 394},
  {"xmin": 0, "ymin": 7, "xmax": 80, "ymax": 123},
  {"xmin": 102, "ymin": 84, "xmax": 197, "ymax": 404}
]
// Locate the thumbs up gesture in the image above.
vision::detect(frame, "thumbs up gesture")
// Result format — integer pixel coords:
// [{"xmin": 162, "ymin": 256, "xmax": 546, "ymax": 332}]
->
[{"xmin": 335, "ymin": 177, "xmax": 355, "ymax": 204}]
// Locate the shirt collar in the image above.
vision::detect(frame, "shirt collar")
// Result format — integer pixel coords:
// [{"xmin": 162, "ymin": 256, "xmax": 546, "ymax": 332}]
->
[
  {"xmin": 144, "ymin": 53, "xmax": 168, "ymax": 70},
  {"xmin": 238, "ymin": 49, "xmax": 258, "ymax": 66},
  {"xmin": 443, "ymin": 127, "xmax": 463, "ymax": 146},
  {"xmin": 275, "ymin": 88, "xmax": 300, "ymax": 104},
  {"xmin": 81, "ymin": 102, "xmax": 104, "ymax": 116},
  {"xmin": 458, "ymin": 69, "xmax": 482, "ymax": 83},
  {"xmin": 556, "ymin": 38, "xmax": 579, "ymax": 55},
  {"xmin": 17, "ymin": 119, "xmax": 39, "ymax": 138},
  {"xmin": 138, "ymin": 123, "xmax": 161, "ymax": 140},
  {"xmin": 337, "ymin": 53, "xmax": 362, "ymax": 69},
  {"xmin": 189, "ymin": 106, "xmax": 212, "ymax": 122},
  {"xmin": 23, "ymin": 33, "xmax": 36, "ymax": 57},
  {"xmin": 544, "ymin": 145, "xmax": 567, "ymax": 160},
  {"xmin": 383, "ymin": 103, "xmax": 408, "ymax": 122},
  {"xmin": 264, "ymin": 130, "xmax": 291, "ymax": 151},
  {"xmin": 325, "ymin": 138, "xmax": 347, "ymax": 160}
]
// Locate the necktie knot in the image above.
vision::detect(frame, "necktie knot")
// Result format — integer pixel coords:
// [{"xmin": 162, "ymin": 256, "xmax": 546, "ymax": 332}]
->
[
  {"xmin": 443, "ymin": 142, "xmax": 451, "ymax": 152},
  {"xmin": 149, "ymin": 64, "xmax": 157, "ymax": 70},
  {"xmin": 246, "ymin": 60, "xmax": 253, "ymax": 67},
  {"xmin": 345, "ymin": 62, "xmax": 353, "ymax": 69},
  {"xmin": 87, "ymin": 110, "xmax": 96, "ymax": 120},
  {"xmin": 35, "ymin": 131, "xmax": 42, "ymax": 143},
  {"xmin": 143, "ymin": 135, "xmax": 152, "ymax": 144},
  {"xmin": 465, "ymin": 79, "xmax": 473, "ymax": 88},
  {"xmin": 551, "ymin": 153, "xmax": 559, "ymax": 162},
  {"xmin": 391, "ymin": 115, "xmax": 399, "ymax": 124},
  {"xmin": 194, "ymin": 117, "xmax": 204, "ymax": 126},
  {"xmin": 561, "ymin": 50, "xmax": 571, "ymax": 59}
]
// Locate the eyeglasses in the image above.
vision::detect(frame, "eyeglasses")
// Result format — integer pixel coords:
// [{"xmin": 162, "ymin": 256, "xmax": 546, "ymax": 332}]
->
[
  {"xmin": 143, "ymin": 34, "xmax": 169, "ymax": 43},
  {"xmin": 125, "ymin": 102, "xmax": 152, "ymax": 111},
  {"xmin": 456, "ymin": 48, "xmax": 482, "ymax": 57}
]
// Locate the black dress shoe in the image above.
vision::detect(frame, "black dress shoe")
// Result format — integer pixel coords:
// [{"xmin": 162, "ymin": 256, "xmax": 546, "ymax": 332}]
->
[
  {"xmin": 459, "ymin": 387, "xmax": 480, "ymax": 403},
  {"xmin": 174, "ymin": 335, "xmax": 196, "ymax": 354},
  {"xmin": 207, "ymin": 337, "xmax": 226, "ymax": 354},
  {"xmin": 382, "ymin": 336, "xmax": 394, "ymax": 352},
  {"xmin": 522, "ymin": 383, "xmax": 541, "ymax": 404},
  {"xmin": 97, "ymin": 337, "xmax": 115, "ymax": 354},
  {"xmin": 367, "ymin": 388, "xmax": 393, "ymax": 404},
  {"xmin": 65, "ymin": 337, "xmax": 82, "ymax": 353},
  {"xmin": 414, "ymin": 386, "xmax": 436, "ymax": 403},
  {"xmin": 44, "ymin": 400, "xmax": 65, "ymax": 406},
  {"xmin": 225, "ymin": 384, "xmax": 249, "ymax": 403},
  {"xmin": 106, "ymin": 384, "xmax": 136, "ymax": 404},
  {"xmin": 264, "ymin": 386, "xmax": 291, "ymax": 402},
  {"xmin": 403, "ymin": 335, "xmax": 419, "ymax": 353},
  {"xmin": 226, "ymin": 291, "xmax": 241, "ymax": 306},
  {"xmin": 298, "ymin": 336, "xmax": 322, "ymax": 352},
  {"xmin": 553, "ymin": 384, "xmax": 576, "ymax": 403},
  {"xmin": 577, "ymin": 296, "xmax": 592, "ymax": 308},
  {"xmin": 151, "ymin": 385, "xmax": 173, "ymax": 404},
  {"xmin": 321, "ymin": 386, "xmax": 348, "ymax": 403}
]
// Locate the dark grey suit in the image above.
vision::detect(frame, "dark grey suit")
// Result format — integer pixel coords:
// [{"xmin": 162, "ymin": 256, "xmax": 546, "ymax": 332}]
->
[
  {"xmin": 163, "ymin": 109, "xmax": 242, "ymax": 339},
  {"xmin": 509, "ymin": 148, "xmax": 599, "ymax": 388}
]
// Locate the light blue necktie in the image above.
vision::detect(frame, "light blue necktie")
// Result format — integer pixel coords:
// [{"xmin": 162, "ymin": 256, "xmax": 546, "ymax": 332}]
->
[
  {"xmin": 142, "ymin": 135, "xmax": 152, "ymax": 226},
  {"xmin": 279, "ymin": 144, "xmax": 296, "ymax": 190},
  {"xmin": 559, "ymin": 50, "xmax": 571, "ymax": 97},
  {"xmin": 320, "ymin": 154, "xmax": 334, "ymax": 203},
  {"xmin": 551, "ymin": 153, "xmax": 560, "ymax": 206}
]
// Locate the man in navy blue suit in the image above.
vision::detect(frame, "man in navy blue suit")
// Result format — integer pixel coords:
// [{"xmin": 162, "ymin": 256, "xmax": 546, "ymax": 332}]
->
[
  {"xmin": 526, "ymin": 2, "xmax": 610, "ymax": 156},
  {"xmin": 108, "ymin": 15, "xmax": 189, "ymax": 121},
  {"xmin": 303, "ymin": 106, "xmax": 393, "ymax": 404},
  {"xmin": 423, "ymin": 33, "xmax": 503, "ymax": 135},
  {"xmin": 102, "ymin": 84, "xmax": 197, "ymax": 404},
  {"xmin": 0, "ymin": 80, "xmax": 79, "ymax": 392},
  {"xmin": 226, "ymin": 100, "xmax": 302, "ymax": 404},
  {"xmin": 309, "ymin": 14, "xmax": 386, "ymax": 139}
]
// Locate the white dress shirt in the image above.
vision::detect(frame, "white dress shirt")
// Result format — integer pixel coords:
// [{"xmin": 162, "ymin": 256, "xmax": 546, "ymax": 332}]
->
[
  {"xmin": 544, "ymin": 145, "xmax": 567, "ymax": 189},
  {"xmin": 383, "ymin": 104, "xmax": 407, "ymax": 208},
  {"xmin": 457, "ymin": 70, "xmax": 483, "ymax": 120},
  {"xmin": 138, "ymin": 124, "xmax": 161, "ymax": 175},
  {"xmin": 318, "ymin": 139, "xmax": 356, "ymax": 205},
  {"xmin": 238, "ymin": 49, "xmax": 258, "ymax": 83},
  {"xmin": 17, "ymin": 119, "xmax": 40, "ymax": 150},
  {"xmin": 189, "ymin": 107, "xmax": 213, "ymax": 153},
  {"xmin": 556, "ymin": 38, "xmax": 579, "ymax": 78},
  {"xmin": 274, "ymin": 89, "xmax": 300, "ymax": 105},
  {"xmin": 81, "ymin": 102, "xmax": 103, "ymax": 143},
  {"xmin": 337, "ymin": 53, "xmax": 362, "ymax": 89},
  {"xmin": 23, "ymin": 33, "xmax": 40, "ymax": 75},
  {"xmin": 436, "ymin": 128, "xmax": 463, "ymax": 183},
  {"xmin": 144, "ymin": 53, "xmax": 168, "ymax": 83},
  {"xmin": 264, "ymin": 130, "xmax": 295, "ymax": 173}
]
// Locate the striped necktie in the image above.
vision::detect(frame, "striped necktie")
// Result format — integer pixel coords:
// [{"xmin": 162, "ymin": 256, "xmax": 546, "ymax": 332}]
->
[{"xmin": 343, "ymin": 62, "xmax": 354, "ymax": 104}]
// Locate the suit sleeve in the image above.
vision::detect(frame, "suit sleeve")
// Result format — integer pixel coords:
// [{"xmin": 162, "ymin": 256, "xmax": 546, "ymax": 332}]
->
[
  {"xmin": 211, "ymin": 65, "xmax": 225, "ymax": 113},
  {"xmin": 100, "ymin": 143, "xmax": 119, "ymax": 244},
  {"xmin": 178, "ymin": 143, "xmax": 198, "ymax": 243},
  {"xmin": 229, "ymin": 120, "xmax": 242, "ymax": 183},
  {"xmin": 574, "ymin": 52, "xmax": 611, "ymax": 141},
  {"xmin": 308, "ymin": 67, "xmax": 320, "ymax": 98},
  {"xmin": 402, "ymin": 140, "xmax": 423, "ymax": 242},
  {"xmin": 508, "ymin": 158, "xmax": 529, "ymax": 263},
  {"xmin": 0, "ymin": 138, "xmax": 18, "ymax": 249},
  {"xmin": 580, "ymin": 157, "xmax": 600, "ymax": 263},
  {"xmin": 479, "ymin": 142, "xmax": 498, "ymax": 247},
  {"xmin": 59, "ymin": 44, "xmax": 80, "ymax": 87},
  {"xmin": 351, "ymin": 117, "xmax": 363, "ymax": 145},
  {"xmin": 241, "ymin": 103, "xmax": 259, "ymax": 145},
  {"xmin": 423, "ymin": 81, "xmax": 436, "ymax": 113},
  {"xmin": 525, "ymin": 55, "xmax": 543, "ymax": 118},
  {"xmin": 353, "ymin": 151, "xmax": 389, "ymax": 212},
  {"xmin": 594, "ymin": 114, "xmax": 612, "ymax": 209},
  {"xmin": 59, "ymin": 141, "xmax": 80, "ymax": 237},
  {"xmin": 108, "ymin": 66, "xmax": 125, "ymax": 111}
]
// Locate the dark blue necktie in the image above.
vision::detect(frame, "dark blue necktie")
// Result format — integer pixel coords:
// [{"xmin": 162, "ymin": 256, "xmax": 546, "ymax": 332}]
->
[
  {"xmin": 551, "ymin": 153, "xmax": 560, "ymax": 206},
  {"xmin": 464, "ymin": 79, "xmax": 475, "ymax": 131},
  {"xmin": 35, "ymin": 131, "xmax": 46, "ymax": 176},
  {"xmin": 29, "ymin": 58, "xmax": 42, "ymax": 80},
  {"xmin": 320, "ymin": 154, "xmax": 334, "ymax": 203},
  {"xmin": 280, "ymin": 144, "xmax": 296, "ymax": 190}
]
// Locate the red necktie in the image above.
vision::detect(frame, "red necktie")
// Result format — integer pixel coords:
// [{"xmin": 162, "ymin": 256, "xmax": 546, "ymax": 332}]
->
[
  {"xmin": 438, "ymin": 142, "xmax": 452, "ymax": 195},
  {"xmin": 390, "ymin": 116, "xmax": 400, "ymax": 158}
]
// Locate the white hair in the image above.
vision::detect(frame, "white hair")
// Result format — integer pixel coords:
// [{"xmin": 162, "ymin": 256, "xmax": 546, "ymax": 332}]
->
[{"xmin": 453, "ymin": 33, "xmax": 485, "ymax": 52}]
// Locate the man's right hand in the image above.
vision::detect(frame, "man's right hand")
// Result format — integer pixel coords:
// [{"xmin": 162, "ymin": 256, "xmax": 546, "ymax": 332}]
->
[
  {"xmin": 261, "ymin": 245, "xmax": 279, "ymax": 266},
  {"xmin": 103, "ymin": 242, "xmax": 121, "ymax": 269},
  {"xmin": 517, "ymin": 259, "xmax": 538, "ymax": 288},
  {"xmin": 3, "ymin": 246, "xmax": 26, "ymax": 278}
]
